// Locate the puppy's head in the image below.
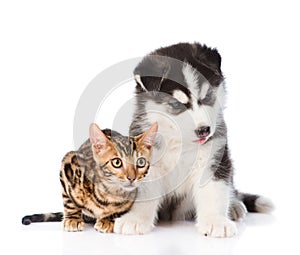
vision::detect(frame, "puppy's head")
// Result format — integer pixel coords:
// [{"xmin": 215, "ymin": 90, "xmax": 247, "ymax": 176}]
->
[{"xmin": 133, "ymin": 43, "xmax": 225, "ymax": 144}]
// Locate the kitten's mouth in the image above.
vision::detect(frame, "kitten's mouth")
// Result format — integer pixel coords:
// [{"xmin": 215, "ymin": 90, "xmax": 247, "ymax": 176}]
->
[{"xmin": 122, "ymin": 184, "xmax": 137, "ymax": 191}]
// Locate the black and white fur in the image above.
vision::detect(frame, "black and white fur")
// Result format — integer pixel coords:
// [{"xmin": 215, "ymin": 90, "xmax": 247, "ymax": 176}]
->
[{"xmin": 114, "ymin": 43, "xmax": 274, "ymax": 237}]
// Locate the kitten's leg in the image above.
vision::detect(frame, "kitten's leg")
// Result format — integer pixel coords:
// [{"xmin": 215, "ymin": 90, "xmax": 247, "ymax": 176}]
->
[
  {"xmin": 193, "ymin": 180, "xmax": 237, "ymax": 238},
  {"xmin": 94, "ymin": 218, "xmax": 114, "ymax": 233},
  {"xmin": 62, "ymin": 199, "xmax": 84, "ymax": 232},
  {"xmin": 60, "ymin": 152, "xmax": 85, "ymax": 231},
  {"xmin": 114, "ymin": 199, "xmax": 160, "ymax": 235}
]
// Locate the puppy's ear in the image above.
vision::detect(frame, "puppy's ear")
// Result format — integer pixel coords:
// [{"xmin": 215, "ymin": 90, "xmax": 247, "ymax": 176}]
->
[
  {"xmin": 193, "ymin": 44, "xmax": 222, "ymax": 72},
  {"xmin": 134, "ymin": 74, "xmax": 148, "ymax": 92},
  {"xmin": 134, "ymin": 55, "xmax": 170, "ymax": 92}
]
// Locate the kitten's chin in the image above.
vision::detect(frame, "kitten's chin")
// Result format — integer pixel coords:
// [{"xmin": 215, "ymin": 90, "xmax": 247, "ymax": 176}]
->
[{"xmin": 122, "ymin": 184, "xmax": 138, "ymax": 192}]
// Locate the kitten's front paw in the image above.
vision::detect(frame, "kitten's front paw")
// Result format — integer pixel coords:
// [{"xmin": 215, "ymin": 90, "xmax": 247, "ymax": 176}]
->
[
  {"xmin": 94, "ymin": 219, "xmax": 114, "ymax": 233},
  {"xmin": 114, "ymin": 216, "xmax": 154, "ymax": 235},
  {"xmin": 63, "ymin": 218, "xmax": 84, "ymax": 232},
  {"xmin": 197, "ymin": 216, "xmax": 237, "ymax": 238}
]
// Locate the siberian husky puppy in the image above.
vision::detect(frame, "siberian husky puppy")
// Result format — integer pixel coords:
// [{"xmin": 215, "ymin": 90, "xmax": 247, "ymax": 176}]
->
[{"xmin": 114, "ymin": 43, "xmax": 274, "ymax": 237}]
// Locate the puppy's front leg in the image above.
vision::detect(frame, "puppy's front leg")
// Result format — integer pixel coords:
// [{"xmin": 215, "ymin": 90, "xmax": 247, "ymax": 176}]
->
[{"xmin": 193, "ymin": 179, "xmax": 237, "ymax": 238}]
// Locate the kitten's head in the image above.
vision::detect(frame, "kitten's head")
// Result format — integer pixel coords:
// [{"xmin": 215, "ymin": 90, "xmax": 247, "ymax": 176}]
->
[{"xmin": 89, "ymin": 122, "xmax": 158, "ymax": 191}]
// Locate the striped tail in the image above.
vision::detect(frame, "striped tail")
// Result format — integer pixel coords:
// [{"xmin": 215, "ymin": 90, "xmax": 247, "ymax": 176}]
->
[
  {"xmin": 22, "ymin": 212, "xmax": 63, "ymax": 225},
  {"xmin": 237, "ymin": 192, "xmax": 275, "ymax": 213},
  {"xmin": 22, "ymin": 212, "xmax": 96, "ymax": 225}
]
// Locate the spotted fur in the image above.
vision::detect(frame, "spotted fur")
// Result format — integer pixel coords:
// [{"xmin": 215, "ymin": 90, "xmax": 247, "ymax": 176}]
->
[{"xmin": 22, "ymin": 123, "xmax": 158, "ymax": 233}]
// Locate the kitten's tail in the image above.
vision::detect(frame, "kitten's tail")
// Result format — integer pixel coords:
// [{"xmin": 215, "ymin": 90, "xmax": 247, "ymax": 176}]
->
[
  {"xmin": 237, "ymin": 192, "xmax": 275, "ymax": 213},
  {"xmin": 22, "ymin": 212, "xmax": 96, "ymax": 225},
  {"xmin": 22, "ymin": 212, "xmax": 63, "ymax": 225}
]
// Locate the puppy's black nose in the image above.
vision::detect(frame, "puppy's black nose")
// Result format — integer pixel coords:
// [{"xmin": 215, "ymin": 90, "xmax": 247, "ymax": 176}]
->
[{"xmin": 195, "ymin": 126, "xmax": 210, "ymax": 138}]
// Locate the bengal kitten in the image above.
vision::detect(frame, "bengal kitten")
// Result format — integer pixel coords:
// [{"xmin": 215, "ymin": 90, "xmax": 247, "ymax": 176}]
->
[{"xmin": 22, "ymin": 122, "xmax": 158, "ymax": 233}]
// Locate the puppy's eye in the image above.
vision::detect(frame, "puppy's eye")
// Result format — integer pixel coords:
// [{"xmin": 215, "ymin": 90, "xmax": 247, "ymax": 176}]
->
[
  {"xmin": 169, "ymin": 101, "xmax": 184, "ymax": 109},
  {"xmin": 111, "ymin": 158, "xmax": 122, "ymax": 168},
  {"xmin": 136, "ymin": 157, "xmax": 146, "ymax": 168}
]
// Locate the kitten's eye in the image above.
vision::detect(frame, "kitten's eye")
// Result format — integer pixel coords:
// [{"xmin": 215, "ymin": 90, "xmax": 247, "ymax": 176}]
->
[
  {"xmin": 136, "ymin": 157, "xmax": 146, "ymax": 168},
  {"xmin": 169, "ymin": 101, "xmax": 184, "ymax": 109},
  {"xmin": 111, "ymin": 158, "xmax": 122, "ymax": 168}
]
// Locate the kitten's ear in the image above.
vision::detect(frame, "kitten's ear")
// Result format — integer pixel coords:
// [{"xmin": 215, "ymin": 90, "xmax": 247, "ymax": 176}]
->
[
  {"xmin": 89, "ymin": 123, "xmax": 108, "ymax": 153},
  {"xmin": 136, "ymin": 122, "xmax": 158, "ymax": 150}
]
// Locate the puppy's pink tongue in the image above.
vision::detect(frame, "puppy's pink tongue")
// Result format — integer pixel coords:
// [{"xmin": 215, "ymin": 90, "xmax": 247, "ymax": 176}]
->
[{"xmin": 196, "ymin": 138, "xmax": 206, "ymax": 144}]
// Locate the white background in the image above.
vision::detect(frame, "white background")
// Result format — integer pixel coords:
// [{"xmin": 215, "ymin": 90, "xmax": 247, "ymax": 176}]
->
[{"xmin": 1, "ymin": 1, "xmax": 300, "ymax": 254}]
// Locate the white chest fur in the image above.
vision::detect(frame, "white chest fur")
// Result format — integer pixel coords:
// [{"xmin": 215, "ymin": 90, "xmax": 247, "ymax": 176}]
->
[{"xmin": 143, "ymin": 110, "xmax": 225, "ymax": 199}]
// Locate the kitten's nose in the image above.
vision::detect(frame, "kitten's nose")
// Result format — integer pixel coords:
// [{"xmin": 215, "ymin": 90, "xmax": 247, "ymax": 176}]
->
[
  {"xmin": 127, "ymin": 176, "xmax": 136, "ymax": 182},
  {"xmin": 195, "ymin": 126, "xmax": 210, "ymax": 138}
]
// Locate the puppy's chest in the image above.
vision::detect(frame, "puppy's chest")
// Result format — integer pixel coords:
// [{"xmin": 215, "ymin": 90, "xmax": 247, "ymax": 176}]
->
[{"xmin": 153, "ymin": 136, "xmax": 212, "ymax": 170}]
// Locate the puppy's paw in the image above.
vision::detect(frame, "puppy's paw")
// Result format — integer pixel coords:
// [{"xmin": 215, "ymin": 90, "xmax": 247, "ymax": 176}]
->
[
  {"xmin": 197, "ymin": 216, "xmax": 237, "ymax": 238},
  {"xmin": 229, "ymin": 200, "xmax": 247, "ymax": 221},
  {"xmin": 114, "ymin": 215, "xmax": 154, "ymax": 235}
]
